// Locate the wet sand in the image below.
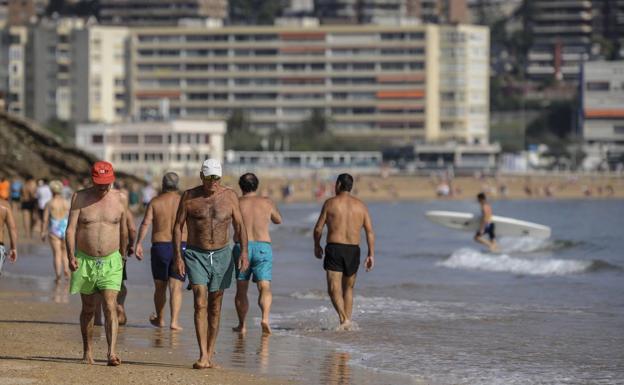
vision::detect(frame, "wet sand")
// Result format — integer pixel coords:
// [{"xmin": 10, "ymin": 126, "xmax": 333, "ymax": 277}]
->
[
  {"xmin": 0, "ymin": 289, "xmax": 289, "ymax": 385},
  {"xmin": 0, "ymin": 270, "xmax": 418, "ymax": 385}
]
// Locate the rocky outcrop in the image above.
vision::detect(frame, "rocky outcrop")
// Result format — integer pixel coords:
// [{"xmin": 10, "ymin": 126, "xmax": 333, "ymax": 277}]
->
[{"xmin": 0, "ymin": 111, "xmax": 140, "ymax": 184}]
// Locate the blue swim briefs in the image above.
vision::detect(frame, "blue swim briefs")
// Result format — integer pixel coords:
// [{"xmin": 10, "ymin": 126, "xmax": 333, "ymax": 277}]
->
[{"xmin": 151, "ymin": 242, "xmax": 186, "ymax": 281}]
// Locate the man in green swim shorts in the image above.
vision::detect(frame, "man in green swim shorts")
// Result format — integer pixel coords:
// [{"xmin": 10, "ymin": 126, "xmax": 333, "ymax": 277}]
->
[
  {"xmin": 173, "ymin": 158, "xmax": 249, "ymax": 369},
  {"xmin": 66, "ymin": 161, "xmax": 128, "ymax": 366}
]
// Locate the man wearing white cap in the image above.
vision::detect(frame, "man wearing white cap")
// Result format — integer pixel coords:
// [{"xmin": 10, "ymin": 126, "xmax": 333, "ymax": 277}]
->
[{"xmin": 173, "ymin": 158, "xmax": 249, "ymax": 369}]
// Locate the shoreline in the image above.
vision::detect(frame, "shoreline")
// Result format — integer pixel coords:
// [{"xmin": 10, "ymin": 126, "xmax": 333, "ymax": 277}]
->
[{"xmin": 0, "ymin": 273, "xmax": 420, "ymax": 385}]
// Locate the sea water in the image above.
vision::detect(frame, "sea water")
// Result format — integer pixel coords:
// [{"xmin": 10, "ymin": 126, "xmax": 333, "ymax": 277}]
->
[{"xmin": 4, "ymin": 200, "xmax": 624, "ymax": 384}]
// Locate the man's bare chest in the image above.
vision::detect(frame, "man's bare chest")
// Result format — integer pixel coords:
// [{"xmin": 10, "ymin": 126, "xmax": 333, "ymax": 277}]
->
[{"xmin": 187, "ymin": 198, "xmax": 231, "ymax": 222}]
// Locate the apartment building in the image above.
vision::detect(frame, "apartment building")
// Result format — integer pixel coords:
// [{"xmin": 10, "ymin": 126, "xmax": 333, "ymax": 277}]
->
[
  {"xmin": 26, "ymin": 18, "xmax": 85, "ymax": 122},
  {"xmin": 75, "ymin": 120, "xmax": 226, "ymax": 176},
  {"xmin": 408, "ymin": 0, "xmax": 469, "ymax": 23},
  {"xmin": 6, "ymin": 0, "xmax": 47, "ymax": 26},
  {"xmin": 314, "ymin": 0, "xmax": 468, "ymax": 24},
  {"xmin": 580, "ymin": 60, "xmax": 624, "ymax": 170},
  {"xmin": 0, "ymin": 0, "xmax": 7, "ymax": 29},
  {"xmin": 99, "ymin": 0, "xmax": 228, "ymax": 26},
  {"xmin": 129, "ymin": 24, "xmax": 489, "ymax": 144},
  {"xmin": 2, "ymin": 26, "xmax": 28, "ymax": 116},
  {"xmin": 71, "ymin": 26, "xmax": 130, "ymax": 123},
  {"xmin": 527, "ymin": 0, "xmax": 594, "ymax": 82}
]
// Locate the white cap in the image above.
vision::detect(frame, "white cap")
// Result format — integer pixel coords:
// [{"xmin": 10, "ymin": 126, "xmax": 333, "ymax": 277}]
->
[{"xmin": 201, "ymin": 158, "xmax": 222, "ymax": 177}]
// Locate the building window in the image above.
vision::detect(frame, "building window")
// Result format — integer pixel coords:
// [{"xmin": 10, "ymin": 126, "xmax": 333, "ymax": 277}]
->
[
  {"xmin": 91, "ymin": 134, "xmax": 104, "ymax": 144},
  {"xmin": 144, "ymin": 134, "xmax": 163, "ymax": 144},
  {"xmin": 204, "ymin": 135, "xmax": 210, "ymax": 144},
  {"xmin": 121, "ymin": 135, "xmax": 139, "ymax": 144},
  {"xmin": 120, "ymin": 153, "xmax": 139, "ymax": 162},
  {"xmin": 586, "ymin": 81, "xmax": 609, "ymax": 91},
  {"xmin": 614, "ymin": 126, "xmax": 624, "ymax": 135}
]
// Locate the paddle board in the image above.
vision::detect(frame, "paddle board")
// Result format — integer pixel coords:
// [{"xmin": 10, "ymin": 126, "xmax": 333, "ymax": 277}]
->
[{"xmin": 425, "ymin": 210, "xmax": 552, "ymax": 239}]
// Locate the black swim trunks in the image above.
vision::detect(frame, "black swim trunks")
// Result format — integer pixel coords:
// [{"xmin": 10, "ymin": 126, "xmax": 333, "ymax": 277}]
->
[
  {"xmin": 476, "ymin": 223, "xmax": 496, "ymax": 240},
  {"xmin": 324, "ymin": 243, "xmax": 360, "ymax": 277}
]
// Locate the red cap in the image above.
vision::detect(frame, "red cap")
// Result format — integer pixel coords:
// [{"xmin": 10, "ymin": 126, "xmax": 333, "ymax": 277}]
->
[{"xmin": 91, "ymin": 161, "xmax": 115, "ymax": 185}]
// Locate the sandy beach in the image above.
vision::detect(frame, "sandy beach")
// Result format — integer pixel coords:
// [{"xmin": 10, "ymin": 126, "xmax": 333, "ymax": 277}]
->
[
  {"xmin": 177, "ymin": 173, "xmax": 624, "ymax": 203},
  {"xmin": 0, "ymin": 287, "xmax": 290, "ymax": 385}
]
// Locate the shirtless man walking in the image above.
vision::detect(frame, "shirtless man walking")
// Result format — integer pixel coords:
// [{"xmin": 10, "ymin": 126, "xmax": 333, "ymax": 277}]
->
[
  {"xmin": 66, "ymin": 161, "xmax": 128, "ymax": 366},
  {"xmin": 136, "ymin": 172, "xmax": 186, "ymax": 330},
  {"xmin": 313, "ymin": 173, "xmax": 375, "ymax": 331},
  {"xmin": 0, "ymin": 199, "xmax": 18, "ymax": 275},
  {"xmin": 173, "ymin": 159, "xmax": 249, "ymax": 369},
  {"xmin": 474, "ymin": 193, "xmax": 498, "ymax": 252},
  {"xmin": 232, "ymin": 173, "xmax": 282, "ymax": 335}
]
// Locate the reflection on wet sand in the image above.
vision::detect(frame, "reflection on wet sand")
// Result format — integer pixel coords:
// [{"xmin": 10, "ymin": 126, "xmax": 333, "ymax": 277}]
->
[
  {"xmin": 321, "ymin": 351, "xmax": 352, "ymax": 385},
  {"xmin": 52, "ymin": 280, "xmax": 69, "ymax": 304},
  {"xmin": 151, "ymin": 328, "xmax": 180, "ymax": 349},
  {"xmin": 258, "ymin": 335, "xmax": 270, "ymax": 374},
  {"xmin": 231, "ymin": 332, "xmax": 246, "ymax": 366}
]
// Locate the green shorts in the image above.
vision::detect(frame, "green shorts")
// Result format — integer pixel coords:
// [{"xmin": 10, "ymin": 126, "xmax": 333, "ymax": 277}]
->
[
  {"xmin": 70, "ymin": 250, "xmax": 123, "ymax": 295},
  {"xmin": 184, "ymin": 245, "xmax": 234, "ymax": 292}
]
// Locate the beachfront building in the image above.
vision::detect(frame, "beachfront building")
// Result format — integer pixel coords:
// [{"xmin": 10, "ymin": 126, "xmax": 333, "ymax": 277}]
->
[
  {"xmin": 226, "ymin": 150, "xmax": 382, "ymax": 176},
  {"xmin": 313, "ymin": 0, "xmax": 468, "ymax": 24},
  {"xmin": 413, "ymin": 142, "xmax": 499, "ymax": 169},
  {"xmin": 75, "ymin": 120, "xmax": 226, "ymax": 177},
  {"xmin": 99, "ymin": 0, "xmax": 228, "ymax": 26},
  {"xmin": 526, "ymin": 0, "xmax": 624, "ymax": 84},
  {"xmin": 526, "ymin": 0, "xmax": 593, "ymax": 83},
  {"xmin": 70, "ymin": 26, "xmax": 130, "ymax": 123},
  {"xmin": 2, "ymin": 26, "xmax": 29, "ymax": 117},
  {"xmin": 26, "ymin": 17, "xmax": 85, "ymax": 123},
  {"xmin": 129, "ymin": 23, "xmax": 489, "ymax": 144},
  {"xmin": 580, "ymin": 60, "xmax": 624, "ymax": 170}
]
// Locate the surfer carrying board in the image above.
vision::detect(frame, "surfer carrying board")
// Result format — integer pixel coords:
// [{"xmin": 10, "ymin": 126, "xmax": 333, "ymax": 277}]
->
[{"xmin": 474, "ymin": 193, "xmax": 498, "ymax": 252}]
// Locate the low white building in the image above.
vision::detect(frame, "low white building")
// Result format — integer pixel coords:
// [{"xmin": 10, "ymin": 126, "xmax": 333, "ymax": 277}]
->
[{"xmin": 76, "ymin": 120, "xmax": 226, "ymax": 178}]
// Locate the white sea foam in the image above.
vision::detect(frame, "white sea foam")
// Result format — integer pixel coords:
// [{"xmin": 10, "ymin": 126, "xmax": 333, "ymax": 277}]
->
[
  {"xmin": 497, "ymin": 237, "xmax": 551, "ymax": 253},
  {"xmin": 438, "ymin": 248, "xmax": 593, "ymax": 276}
]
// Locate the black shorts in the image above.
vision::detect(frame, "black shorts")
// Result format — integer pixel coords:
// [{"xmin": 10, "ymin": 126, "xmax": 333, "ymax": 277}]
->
[
  {"xmin": 21, "ymin": 200, "xmax": 35, "ymax": 210},
  {"xmin": 476, "ymin": 223, "xmax": 496, "ymax": 240},
  {"xmin": 324, "ymin": 243, "xmax": 360, "ymax": 277}
]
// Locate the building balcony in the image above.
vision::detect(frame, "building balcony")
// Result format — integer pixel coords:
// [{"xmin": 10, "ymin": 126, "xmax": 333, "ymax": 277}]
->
[
  {"xmin": 532, "ymin": 25, "xmax": 592, "ymax": 34},
  {"xmin": 533, "ymin": 11, "xmax": 592, "ymax": 21},
  {"xmin": 527, "ymin": 65, "xmax": 555, "ymax": 75},
  {"xmin": 528, "ymin": 51, "xmax": 554, "ymax": 60},
  {"xmin": 533, "ymin": 1, "xmax": 591, "ymax": 9}
]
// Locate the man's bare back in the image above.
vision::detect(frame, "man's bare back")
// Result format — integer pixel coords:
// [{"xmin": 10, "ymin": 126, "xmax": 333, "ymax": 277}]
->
[
  {"xmin": 70, "ymin": 187, "xmax": 127, "ymax": 257},
  {"xmin": 322, "ymin": 194, "xmax": 369, "ymax": 245},
  {"xmin": 21, "ymin": 179, "xmax": 36, "ymax": 201},
  {"xmin": 183, "ymin": 185, "xmax": 238, "ymax": 250},
  {"xmin": 0, "ymin": 200, "xmax": 10, "ymax": 244},
  {"xmin": 238, "ymin": 196, "xmax": 280, "ymax": 242},
  {"xmin": 147, "ymin": 192, "xmax": 187, "ymax": 243}
]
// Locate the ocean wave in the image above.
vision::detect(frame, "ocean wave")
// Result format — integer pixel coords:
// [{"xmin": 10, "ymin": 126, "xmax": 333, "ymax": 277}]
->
[
  {"xmin": 497, "ymin": 237, "xmax": 580, "ymax": 254},
  {"xmin": 438, "ymin": 248, "xmax": 618, "ymax": 276}
]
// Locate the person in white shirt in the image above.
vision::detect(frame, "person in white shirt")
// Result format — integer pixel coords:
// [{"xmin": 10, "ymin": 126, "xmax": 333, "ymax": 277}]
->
[{"xmin": 35, "ymin": 179, "xmax": 52, "ymax": 232}]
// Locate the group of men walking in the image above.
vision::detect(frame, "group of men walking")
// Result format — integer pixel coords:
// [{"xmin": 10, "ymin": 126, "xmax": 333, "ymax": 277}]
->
[{"xmin": 59, "ymin": 158, "xmax": 375, "ymax": 368}]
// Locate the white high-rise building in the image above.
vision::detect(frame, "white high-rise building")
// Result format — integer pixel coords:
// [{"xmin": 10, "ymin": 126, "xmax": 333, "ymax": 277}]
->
[{"xmin": 71, "ymin": 26, "xmax": 130, "ymax": 123}]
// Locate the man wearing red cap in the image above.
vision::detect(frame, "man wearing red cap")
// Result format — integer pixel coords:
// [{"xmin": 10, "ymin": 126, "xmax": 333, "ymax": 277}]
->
[{"xmin": 65, "ymin": 161, "xmax": 129, "ymax": 366}]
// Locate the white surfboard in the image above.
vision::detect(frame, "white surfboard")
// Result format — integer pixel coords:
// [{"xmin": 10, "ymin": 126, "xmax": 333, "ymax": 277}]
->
[{"xmin": 425, "ymin": 210, "xmax": 552, "ymax": 239}]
